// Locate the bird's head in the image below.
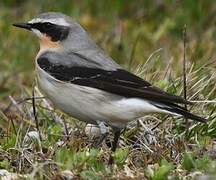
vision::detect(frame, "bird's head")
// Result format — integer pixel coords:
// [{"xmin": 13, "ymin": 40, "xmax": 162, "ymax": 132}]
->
[{"xmin": 13, "ymin": 12, "xmax": 94, "ymax": 51}]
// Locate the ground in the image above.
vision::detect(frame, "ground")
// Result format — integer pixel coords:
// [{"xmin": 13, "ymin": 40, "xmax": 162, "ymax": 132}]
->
[{"xmin": 0, "ymin": 1, "xmax": 216, "ymax": 179}]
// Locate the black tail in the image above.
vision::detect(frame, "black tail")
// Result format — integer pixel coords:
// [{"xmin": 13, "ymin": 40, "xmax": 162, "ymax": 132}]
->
[{"xmin": 154, "ymin": 102, "xmax": 207, "ymax": 123}]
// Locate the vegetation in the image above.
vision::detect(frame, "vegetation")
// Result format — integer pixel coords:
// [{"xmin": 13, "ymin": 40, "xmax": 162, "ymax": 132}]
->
[{"xmin": 0, "ymin": 0, "xmax": 216, "ymax": 179}]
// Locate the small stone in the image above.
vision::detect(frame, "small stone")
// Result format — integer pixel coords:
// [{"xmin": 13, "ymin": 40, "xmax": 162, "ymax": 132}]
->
[
  {"xmin": 58, "ymin": 170, "xmax": 74, "ymax": 180},
  {"xmin": 85, "ymin": 124, "xmax": 101, "ymax": 138}
]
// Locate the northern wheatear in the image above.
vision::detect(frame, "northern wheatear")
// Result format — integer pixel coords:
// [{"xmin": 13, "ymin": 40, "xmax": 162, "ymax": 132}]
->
[{"xmin": 13, "ymin": 12, "xmax": 207, "ymax": 153}]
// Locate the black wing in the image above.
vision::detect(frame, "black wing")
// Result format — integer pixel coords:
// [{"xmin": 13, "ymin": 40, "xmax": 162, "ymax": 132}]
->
[{"xmin": 37, "ymin": 56, "xmax": 191, "ymax": 105}]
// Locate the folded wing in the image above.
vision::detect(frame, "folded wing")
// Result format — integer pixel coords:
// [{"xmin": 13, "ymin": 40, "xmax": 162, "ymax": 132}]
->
[
  {"xmin": 37, "ymin": 51, "xmax": 207, "ymax": 123},
  {"xmin": 37, "ymin": 52, "xmax": 191, "ymax": 105}
]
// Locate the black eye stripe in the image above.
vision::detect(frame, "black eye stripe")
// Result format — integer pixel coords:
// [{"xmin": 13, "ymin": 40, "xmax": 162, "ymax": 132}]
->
[
  {"xmin": 31, "ymin": 22, "xmax": 57, "ymax": 32},
  {"xmin": 43, "ymin": 22, "xmax": 53, "ymax": 29},
  {"xmin": 30, "ymin": 22, "xmax": 69, "ymax": 42}
]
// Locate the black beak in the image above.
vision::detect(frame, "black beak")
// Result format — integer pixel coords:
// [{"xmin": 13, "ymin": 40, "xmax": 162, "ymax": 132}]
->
[{"xmin": 13, "ymin": 22, "xmax": 32, "ymax": 30}]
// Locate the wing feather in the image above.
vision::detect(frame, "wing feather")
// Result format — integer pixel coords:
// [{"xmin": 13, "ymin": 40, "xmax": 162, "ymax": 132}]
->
[{"xmin": 37, "ymin": 54, "xmax": 191, "ymax": 105}]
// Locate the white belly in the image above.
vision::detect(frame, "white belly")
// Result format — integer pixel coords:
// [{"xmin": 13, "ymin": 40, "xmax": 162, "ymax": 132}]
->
[{"xmin": 36, "ymin": 66, "xmax": 164, "ymax": 128}]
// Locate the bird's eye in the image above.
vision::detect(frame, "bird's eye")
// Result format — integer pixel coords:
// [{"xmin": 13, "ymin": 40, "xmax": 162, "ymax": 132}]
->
[{"xmin": 44, "ymin": 22, "xmax": 52, "ymax": 29}]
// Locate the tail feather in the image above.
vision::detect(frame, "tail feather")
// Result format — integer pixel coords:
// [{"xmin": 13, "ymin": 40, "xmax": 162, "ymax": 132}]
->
[{"xmin": 154, "ymin": 102, "xmax": 207, "ymax": 123}]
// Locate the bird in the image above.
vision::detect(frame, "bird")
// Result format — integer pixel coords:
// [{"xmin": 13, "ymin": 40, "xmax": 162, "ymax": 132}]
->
[{"xmin": 13, "ymin": 12, "xmax": 207, "ymax": 155}]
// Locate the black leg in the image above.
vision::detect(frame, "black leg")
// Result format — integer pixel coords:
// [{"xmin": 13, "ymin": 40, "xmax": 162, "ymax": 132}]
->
[
  {"xmin": 108, "ymin": 129, "xmax": 121, "ymax": 165},
  {"xmin": 111, "ymin": 130, "xmax": 121, "ymax": 152}
]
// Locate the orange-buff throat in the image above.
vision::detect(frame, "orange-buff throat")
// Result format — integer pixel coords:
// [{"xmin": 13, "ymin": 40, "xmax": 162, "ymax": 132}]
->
[{"xmin": 37, "ymin": 35, "xmax": 62, "ymax": 58}]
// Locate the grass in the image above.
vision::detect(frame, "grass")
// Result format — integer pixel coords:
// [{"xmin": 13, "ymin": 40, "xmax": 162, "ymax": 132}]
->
[{"xmin": 0, "ymin": 0, "xmax": 216, "ymax": 179}]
